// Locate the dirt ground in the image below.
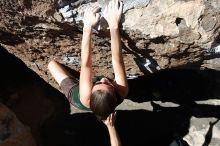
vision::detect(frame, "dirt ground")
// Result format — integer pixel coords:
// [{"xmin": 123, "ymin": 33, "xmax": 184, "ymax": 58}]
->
[{"xmin": 1, "ymin": 45, "xmax": 220, "ymax": 146}]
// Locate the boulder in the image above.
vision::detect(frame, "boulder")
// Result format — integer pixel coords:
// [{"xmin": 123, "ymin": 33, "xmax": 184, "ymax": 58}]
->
[{"xmin": 0, "ymin": 103, "xmax": 37, "ymax": 146}]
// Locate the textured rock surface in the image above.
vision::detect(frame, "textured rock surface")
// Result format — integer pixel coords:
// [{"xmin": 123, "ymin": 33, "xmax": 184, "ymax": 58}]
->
[
  {"xmin": 0, "ymin": 0, "xmax": 220, "ymax": 87},
  {"xmin": 1, "ymin": 0, "xmax": 220, "ymax": 146},
  {"xmin": 1, "ymin": 45, "xmax": 220, "ymax": 146},
  {"xmin": 0, "ymin": 103, "xmax": 37, "ymax": 146},
  {"xmin": 183, "ymin": 117, "xmax": 220, "ymax": 146}
]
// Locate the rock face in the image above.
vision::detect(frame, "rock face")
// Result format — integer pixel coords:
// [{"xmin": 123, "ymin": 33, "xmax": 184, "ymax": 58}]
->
[
  {"xmin": 0, "ymin": 103, "xmax": 37, "ymax": 146},
  {"xmin": 0, "ymin": 0, "xmax": 220, "ymax": 84},
  {"xmin": 1, "ymin": 1, "xmax": 220, "ymax": 146},
  {"xmin": 183, "ymin": 117, "xmax": 220, "ymax": 146}
]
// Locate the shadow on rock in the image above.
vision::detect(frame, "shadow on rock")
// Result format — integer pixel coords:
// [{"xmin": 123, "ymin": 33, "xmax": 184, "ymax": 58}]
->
[
  {"xmin": 1, "ymin": 45, "xmax": 220, "ymax": 146},
  {"xmin": 0, "ymin": 31, "xmax": 25, "ymax": 45},
  {"xmin": 0, "ymin": 46, "xmax": 70, "ymax": 146},
  {"xmin": 41, "ymin": 107, "xmax": 191, "ymax": 146},
  {"xmin": 127, "ymin": 68, "xmax": 220, "ymax": 105},
  {"xmin": 127, "ymin": 68, "xmax": 220, "ymax": 120}
]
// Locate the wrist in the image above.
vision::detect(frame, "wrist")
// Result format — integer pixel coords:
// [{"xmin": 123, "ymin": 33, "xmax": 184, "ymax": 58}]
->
[
  {"xmin": 83, "ymin": 27, "xmax": 92, "ymax": 32},
  {"xmin": 110, "ymin": 27, "xmax": 119, "ymax": 34},
  {"xmin": 109, "ymin": 26, "xmax": 119, "ymax": 30},
  {"xmin": 107, "ymin": 125, "xmax": 115, "ymax": 129}
]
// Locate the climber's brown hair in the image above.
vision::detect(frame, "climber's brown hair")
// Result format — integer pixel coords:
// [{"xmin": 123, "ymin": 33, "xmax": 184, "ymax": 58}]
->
[{"xmin": 90, "ymin": 90, "xmax": 117, "ymax": 120}]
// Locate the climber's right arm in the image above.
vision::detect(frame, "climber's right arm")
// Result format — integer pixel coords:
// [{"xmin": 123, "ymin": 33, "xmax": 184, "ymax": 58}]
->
[{"xmin": 79, "ymin": 4, "xmax": 100, "ymax": 107}]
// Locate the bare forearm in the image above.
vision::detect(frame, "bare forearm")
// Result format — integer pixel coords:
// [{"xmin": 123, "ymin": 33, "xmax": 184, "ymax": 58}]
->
[
  {"xmin": 110, "ymin": 28, "xmax": 128, "ymax": 97},
  {"xmin": 81, "ymin": 28, "xmax": 92, "ymax": 67},
  {"xmin": 107, "ymin": 126, "xmax": 122, "ymax": 146},
  {"xmin": 79, "ymin": 28, "xmax": 93, "ymax": 106},
  {"xmin": 110, "ymin": 28, "xmax": 123, "ymax": 65},
  {"xmin": 79, "ymin": 3, "xmax": 100, "ymax": 107}
]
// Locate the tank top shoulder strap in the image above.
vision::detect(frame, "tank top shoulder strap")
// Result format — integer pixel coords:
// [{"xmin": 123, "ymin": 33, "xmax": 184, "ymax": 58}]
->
[{"xmin": 93, "ymin": 76, "xmax": 104, "ymax": 84}]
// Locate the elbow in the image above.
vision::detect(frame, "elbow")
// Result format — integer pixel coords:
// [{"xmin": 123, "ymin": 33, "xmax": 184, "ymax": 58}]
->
[
  {"xmin": 124, "ymin": 86, "xmax": 129, "ymax": 98},
  {"xmin": 119, "ymin": 85, "xmax": 129, "ymax": 98}
]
